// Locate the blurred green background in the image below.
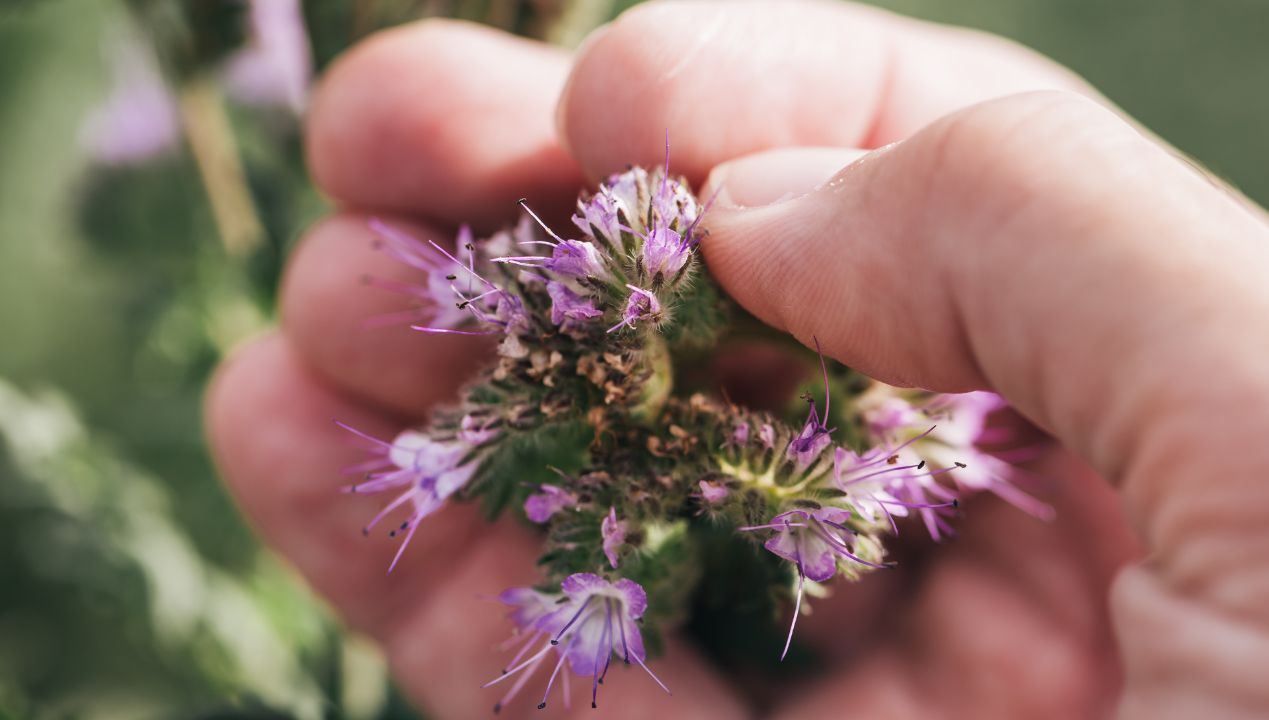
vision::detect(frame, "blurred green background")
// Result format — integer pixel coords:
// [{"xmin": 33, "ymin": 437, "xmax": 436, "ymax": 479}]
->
[{"xmin": 0, "ymin": 0, "xmax": 1265, "ymax": 717}]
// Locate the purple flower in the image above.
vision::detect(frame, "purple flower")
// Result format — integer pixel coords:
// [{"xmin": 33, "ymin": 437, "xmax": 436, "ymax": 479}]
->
[
  {"xmin": 488, "ymin": 587, "xmax": 564, "ymax": 713},
  {"xmin": 604, "ymin": 168, "xmax": 643, "ymax": 223},
  {"xmin": 484, "ymin": 574, "xmax": 670, "ymax": 711},
  {"xmin": 698, "ymin": 479, "xmax": 729, "ymax": 504},
  {"xmin": 758, "ymin": 423, "xmax": 777, "ymax": 450},
  {"xmin": 458, "ymin": 414, "xmax": 500, "ymax": 446},
  {"xmin": 640, "ymin": 226, "xmax": 691, "ymax": 281},
  {"xmin": 785, "ymin": 415, "xmax": 833, "ymax": 470},
  {"xmin": 496, "ymin": 239, "xmax": 610, "ymax": 280},
  {"xmin": 861, "ymin": 396, "xmax": 919, "ymax": 439},
  {"xmin": 740, "ymin": 507, "xmax": 892, "ymax": 658},
  {"xmin": 367, "ymin": 221, "xmax": 501, "ymax": 332},
  {"xmin": 81, "ymin": 33, "xmax": 181, "ymax": 165},
  {"xmin": 573, "ymin": 190, "xmax": 623, "ymax": 247},
  {"xmin": 494, "ymin": 200, "xmax": 611, "ymax": 279},
  {"xmin": 547, "ymin": 281, "xmax": 603, "ymax": 329},
  {"xmin": 727, "ymin": 421, "xmax": 751, "ymax": 448},
  {"xmin": 833, "ymin": 445, "xmax": 959, "ymax": 537},
  {"xmin": 524, "ymin": 485, "xmax": 579, "ymax": 523},
  {"xmin": 601, "ymin": 507, "xmax": 628, "ymax": 568},
  {"xmin": 339, "ymin": 425, "xmax": 478, "ymax": 573},
  {"xmin": 785, "ymin": 344, "xmax": 836, "ymax": 469},
  {"xmin": 890, "ymin": 391, "xmax": 1055, "ymax": 523},
  {"xmin": 223, "ymin": 0, "xmax": 313, "ymax": 114},
  {"xmin": 607, "ymin": 285, "xmax": 662, "ymax": 333}
]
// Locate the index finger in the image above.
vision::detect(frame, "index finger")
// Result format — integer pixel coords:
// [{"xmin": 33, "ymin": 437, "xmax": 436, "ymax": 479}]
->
[
  {"xmin": 556, "ymin": 0, "xmax": 1092, "ymax": 182},
  {"xmin": 307, "ymin": 19, "xmax": 583, "ymax": 228}
]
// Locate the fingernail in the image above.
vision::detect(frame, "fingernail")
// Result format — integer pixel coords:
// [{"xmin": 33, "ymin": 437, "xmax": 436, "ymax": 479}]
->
[{"xmin": 707, "ymin": 147, "xmax": 866, "ymax": 209}]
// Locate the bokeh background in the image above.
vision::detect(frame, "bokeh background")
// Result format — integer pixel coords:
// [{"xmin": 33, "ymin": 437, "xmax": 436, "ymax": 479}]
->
[{"xmin": 0, "ymin": 0, "xmax": 1265, "ymax": 717}]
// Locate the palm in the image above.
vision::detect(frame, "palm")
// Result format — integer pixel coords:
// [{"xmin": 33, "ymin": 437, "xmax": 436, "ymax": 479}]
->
[{"xmin": 208, "ymin": 4, "xmax": 1130, "ymax": 718}]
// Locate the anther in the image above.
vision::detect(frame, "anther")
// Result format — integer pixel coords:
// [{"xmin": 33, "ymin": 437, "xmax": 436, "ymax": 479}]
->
[{"xmin": 537, "ymin": 702, "xmax": 547, "ymax": 710}]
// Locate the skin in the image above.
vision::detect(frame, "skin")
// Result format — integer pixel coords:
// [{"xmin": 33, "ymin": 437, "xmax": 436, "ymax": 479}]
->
[{"xmin": 205, "ymin": 2, "xmax": 1269, "ymax": 718}]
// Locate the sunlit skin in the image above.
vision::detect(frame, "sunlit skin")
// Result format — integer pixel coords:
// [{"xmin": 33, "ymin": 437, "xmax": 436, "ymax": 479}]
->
[{"xmin": 206, "ymin": 2, "xmax": 1269, "ymax": 718}]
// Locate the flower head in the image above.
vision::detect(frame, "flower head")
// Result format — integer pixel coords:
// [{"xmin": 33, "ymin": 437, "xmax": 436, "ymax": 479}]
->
[
  {"xmin": 484, "ymin": 574, "xmax": 670, "ymax": 712},
  {"xmin": 339, "ymin": 424, "xmax": 479, "ymax": 573}
]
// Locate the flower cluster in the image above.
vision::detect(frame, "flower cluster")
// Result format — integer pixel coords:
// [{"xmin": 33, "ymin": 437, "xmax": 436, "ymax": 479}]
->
[{"xmin": 333, "ymin": 161, "xmax": 1050, "ymax": 713}]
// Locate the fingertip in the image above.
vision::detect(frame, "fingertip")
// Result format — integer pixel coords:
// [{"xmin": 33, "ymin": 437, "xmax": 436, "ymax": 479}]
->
[{"xmin": 307, "ymin": 19, "xmax": 582, "ymax": 224}]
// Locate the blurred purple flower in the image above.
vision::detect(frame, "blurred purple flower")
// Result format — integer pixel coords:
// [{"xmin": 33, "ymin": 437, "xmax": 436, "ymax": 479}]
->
[
  {"xmin": 81, "ymin": 33, "xmax": 181, "ymax": 166},
  {"xmin": 224, "ymin": 0, "xmax": 313, "ymax": 114}
]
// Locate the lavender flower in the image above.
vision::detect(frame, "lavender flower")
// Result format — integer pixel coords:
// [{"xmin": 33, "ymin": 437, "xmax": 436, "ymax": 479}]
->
[
  {"xmin": 601, "ymin": 507, "xmax": 629, "ymax": 568},
  {"xmin": 833, "ymin": 444, "xmax": 960, "ymax": 537},
  {"xmin": 547, "ymin": 281, "xmax": 603, "ymax": 328},
  {"xmin": 484, "ymin": 574, "xmax": 670, "ymax": 711},
  {"xmin": 861, "ymin": 395, "xmax": 919, "ymax": 440},
  {"xmin": 81, "ymin": 31, "xmax": 181, "ymax": 166},
  {"xmin": 223, "ymin": 0, "xmax": 313, "ymax": 114},
  {"xmin": 698, "ymin": 479, "xmax": 729, "ymax": 504},
  {"xmin": 758, "ymin": 423, "xmax": 777, "ymax": 450},
  {"xmin": 740, "ymin": 506, "xmax": 892, "ymax": 658},
  {"xmin": 495, "ymin": 201, "xmax": 612, "ymax": 280},
  {"xmin": 458, "ymin": 413, "xmax": 500, "ymax": 446},
  {"xmin": 785, "ymin": 344, "xmax": 835, "ymax": 470},
  {"xmin": 869, "ymin": 390, "xmax": 1054, "ymax": 522},
  {"xmin": 489, "ymin": 587, "xmax": 564, "ymax": 713},
  {"xmin": 572, "ymin": 188, "xmax": 624, "ymax": 248},
  {"xmin": 524, "ymin": 485, "xmax": 579, "ymax": 523},
  {"xmin": 608, "ymin": 285, "xmax": 662, "ymax": 333},
  {"xmin": 339, "ymin": 425, "xmax": 479, "ymax": 572},
  {"xmin": 640, "ymin": 226, "xmax": 691, "ymax": 282}
]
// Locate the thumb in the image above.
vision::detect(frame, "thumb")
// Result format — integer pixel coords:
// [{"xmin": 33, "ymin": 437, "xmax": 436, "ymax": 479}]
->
[{"xmin": 700, "ymin": 91, "xmax": 1269, "ymax": 717}]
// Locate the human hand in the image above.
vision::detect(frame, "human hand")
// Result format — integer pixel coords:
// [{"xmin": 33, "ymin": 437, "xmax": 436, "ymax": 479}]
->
[{"xmin": 207, "ymin": 2, "xmax": 1269, "ymax": 718}]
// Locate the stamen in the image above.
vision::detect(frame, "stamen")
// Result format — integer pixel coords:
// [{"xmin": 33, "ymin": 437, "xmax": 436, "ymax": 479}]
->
[
  {"xmin": 781, "ymin": 566, "xmax": 805, "ymax": 661},
  {"xmin": 482, "ymin": 641, "xmax": 553, "ymax": 688},
  {"xmin": 518, "ymin": 199, "xmax": 567, "ymax": 245},
  {"xmin": 552, "ymin": 596, "xmax": 595, "ymax": 644},
  {"xmin": 538, "ymin": 634, "xmax": 576, "ymax": 709},
  {"xmin": 386, "ymin": 520, "xmax": 421, "ymax": 574},
  {"xmin": 334, "ymin": 421, "xmax": 391, "ymax": 448}
]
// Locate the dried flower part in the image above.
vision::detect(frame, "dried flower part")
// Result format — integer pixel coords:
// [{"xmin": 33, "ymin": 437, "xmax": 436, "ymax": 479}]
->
[{"xmin": 331, "ymin": 159, "xmax": 1051, "ymax": 712}]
